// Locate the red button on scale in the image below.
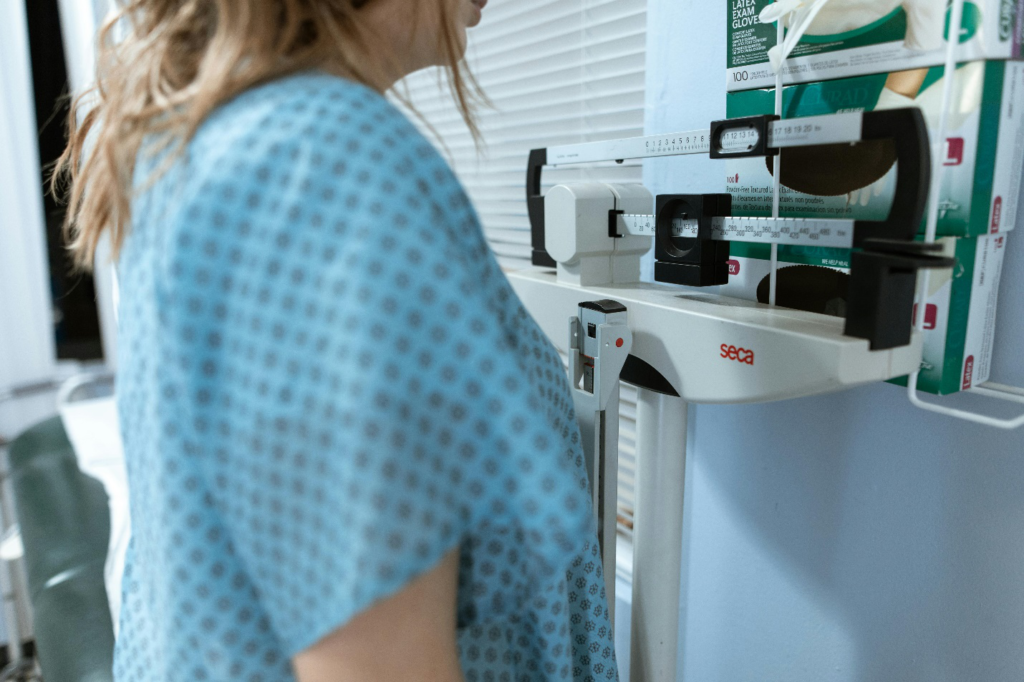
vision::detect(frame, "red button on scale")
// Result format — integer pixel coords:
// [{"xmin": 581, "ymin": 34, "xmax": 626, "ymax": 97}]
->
[{"xmin": 615, "ymin": 338, "xmax": 624, "ymax": 348}]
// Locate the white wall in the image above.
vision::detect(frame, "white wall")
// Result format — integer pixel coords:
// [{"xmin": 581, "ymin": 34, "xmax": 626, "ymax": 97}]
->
[
  {"xmin": 0, "ymin": 0, "xmax": 62, "ymax": 440},
  {"xmin": 644, "ymin": 2, "xmax": 1024, "ymax": 681},
  {"xmin": 1, "ymin": 0, "xmax": 118, "ymax": 441},
  {"xmin": 0, "ymin": 0, "xmax": 63, "ymax": 650}
]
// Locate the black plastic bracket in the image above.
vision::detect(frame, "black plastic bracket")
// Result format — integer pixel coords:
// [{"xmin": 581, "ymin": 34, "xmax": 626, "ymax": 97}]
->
[
  {"xmin": 620, "ymin": 355, "xmax": 680, "ymax": 396},
  {"xmin": 844, "ymin": 240, "xmax": 955, "ymax": 350},
  {"xmin": 709, "ymin": 114, "xmax": 779, "ymax": 159},
  {"xmin": 653, "ymin": 194, "xmax": 732, "ymax": 287},
  {"xmin": 608, "ymin": 209, "xmax": 624, "ymax": 238},
  {"xmin": 527, "ymin": 147, "xmax": 555, "ymax": 267},
  {"xmin": 849, "ymin": 108, "xmax": 931, "ymax": 247},
  {"xmin": 580, "ymin": 299, "xmax": 628, "ymax": 314},
  {"xmin": 840, "ymin": 108, "xmax": 940, "ymax": 349}
]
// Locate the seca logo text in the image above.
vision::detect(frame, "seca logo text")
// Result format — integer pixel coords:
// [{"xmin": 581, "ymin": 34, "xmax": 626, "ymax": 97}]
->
[{"xmin": 720, "ymin": 344, "xmax": 754, "ymax": 365}]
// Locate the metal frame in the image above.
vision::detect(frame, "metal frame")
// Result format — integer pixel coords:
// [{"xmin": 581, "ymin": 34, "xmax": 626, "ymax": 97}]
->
[
  {"xmin": 0, "ymin": 368, "xmax": 112, "ymax": 681},
  {"xmin": 527, "ymin": 7, "xmax": 1024, "ymax": 681},
  {"xmin": 0, "ymin": 379, "xmax": 63, "ymax": 682},
  {"xmin": 906, "ymin": 0, "xmax": 1024, "ymax": 429}
]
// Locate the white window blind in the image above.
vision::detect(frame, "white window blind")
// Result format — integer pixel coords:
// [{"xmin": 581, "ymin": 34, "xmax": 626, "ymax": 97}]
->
[{"xmin": 394, "ymin": 0, "xmax": 646, "ymax": 538}]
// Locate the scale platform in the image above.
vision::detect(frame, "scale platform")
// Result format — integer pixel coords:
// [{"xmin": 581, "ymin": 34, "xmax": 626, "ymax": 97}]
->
[{"xmin": 510, "ymin": 267, "xmax": 924, "ymax": 404}]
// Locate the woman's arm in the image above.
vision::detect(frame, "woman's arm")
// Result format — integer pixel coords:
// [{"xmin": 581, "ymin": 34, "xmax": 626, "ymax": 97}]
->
[{"xmin": 292, "ymin": 547, "xmax": 465, "ymax": 682}]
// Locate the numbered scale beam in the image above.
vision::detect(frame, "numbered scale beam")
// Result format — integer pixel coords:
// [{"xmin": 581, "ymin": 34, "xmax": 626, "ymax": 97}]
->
[
  {"xmin": 545, "ymin": 111, "xmax": 864, "ymax": 165},
  {"xmin": 618, "ymin": 214, "xmax": 857, "ymax": 249},
  {"xmin": 527, "ymin": 107, "xmax": 955, "ymax": 350}
]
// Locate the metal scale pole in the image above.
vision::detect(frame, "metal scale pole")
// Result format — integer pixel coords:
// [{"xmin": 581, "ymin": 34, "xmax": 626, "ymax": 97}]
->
[
  {"xmin": 567, "ymin": 300, "xmax": 688, "ymax": 682},
  {"xmin": 630, "ymin": 389, "xmax": 687, "ymax": 682},
  {"xmin": 567, "ymin": 301, "xmax": 632, "ymax": 624}
]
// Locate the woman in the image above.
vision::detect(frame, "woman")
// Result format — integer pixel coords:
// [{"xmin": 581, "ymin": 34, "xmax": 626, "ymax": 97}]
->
[{"xmin": 56, "ymin": 0, "xmax": 618, "ymax": 680}]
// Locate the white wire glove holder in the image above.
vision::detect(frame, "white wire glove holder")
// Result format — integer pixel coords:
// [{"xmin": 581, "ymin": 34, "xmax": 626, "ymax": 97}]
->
[{"xmin": 907, "ymin": 0, "xmax": 1024, "ymax": 429}]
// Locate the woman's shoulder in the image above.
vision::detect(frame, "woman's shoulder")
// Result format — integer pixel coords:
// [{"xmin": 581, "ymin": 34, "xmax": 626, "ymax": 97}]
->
[
  {"xmin": 191, "ymin": 72, "xmax": 441, "ymax": 173},
  {"xmin": 212, "ymin": 73, "xmax": 400, "ymax": 129},
  {"xmin": 147, "ymin": 71, "xmax": 486, "ymax": 292},
  {"xmin": 179, "ymin": 72, "xmax": 469, "ymax": 227}
]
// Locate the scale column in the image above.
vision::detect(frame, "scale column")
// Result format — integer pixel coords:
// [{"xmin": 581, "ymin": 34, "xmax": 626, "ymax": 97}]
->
[
  {"xmin": 568, "ymin": 300, "xmax": 632, "ymax": 625},
  {"xmin": 630, "ymin": 388, "xmax": 687, "ymax": 682}
]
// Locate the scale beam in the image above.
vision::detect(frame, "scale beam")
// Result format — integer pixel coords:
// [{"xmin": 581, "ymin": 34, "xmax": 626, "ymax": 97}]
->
[
  {"xmin": 545, "ymin": 111, "xmax": 864, "ymax": 165},
  {"xmin": 619, "ymin": 214, "xmax": 857, "ymax": 249},
  {"xmin": 529, "ymin": 107, "xmax": 955, "ymax": 350}
]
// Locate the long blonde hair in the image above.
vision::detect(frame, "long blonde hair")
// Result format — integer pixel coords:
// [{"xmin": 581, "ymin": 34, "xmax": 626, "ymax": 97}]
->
[{"xmin": 54, "ymin": 0, "xmax": 481, "ymax": 271}]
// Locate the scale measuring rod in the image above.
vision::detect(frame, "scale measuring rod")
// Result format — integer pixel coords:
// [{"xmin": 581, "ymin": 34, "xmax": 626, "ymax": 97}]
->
[{"xmin": 547, "ymin": 111, "xmax": 892, "ymax": 249}]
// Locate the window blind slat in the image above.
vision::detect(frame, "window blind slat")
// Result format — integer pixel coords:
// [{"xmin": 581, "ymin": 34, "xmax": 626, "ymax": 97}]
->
[
  {"xmin": 482, "ymin": 228, "xmax": 532, "ymax": 246},
  {"xmin": 467, "ymin": 11, "xmax": 644, "ymax": 64},
  {"xmin": 415, "ymin": 76, "xmax": 645, "ymax": 125},
  {"xmin": 417, "ymin": 83, "xmax": 645, "ymax": 131}
]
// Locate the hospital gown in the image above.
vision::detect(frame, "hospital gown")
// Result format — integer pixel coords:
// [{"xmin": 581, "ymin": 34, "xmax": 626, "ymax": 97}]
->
[{"xmin": 113, "ymin": 72, "xmax": 618, "ymax": 681}]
